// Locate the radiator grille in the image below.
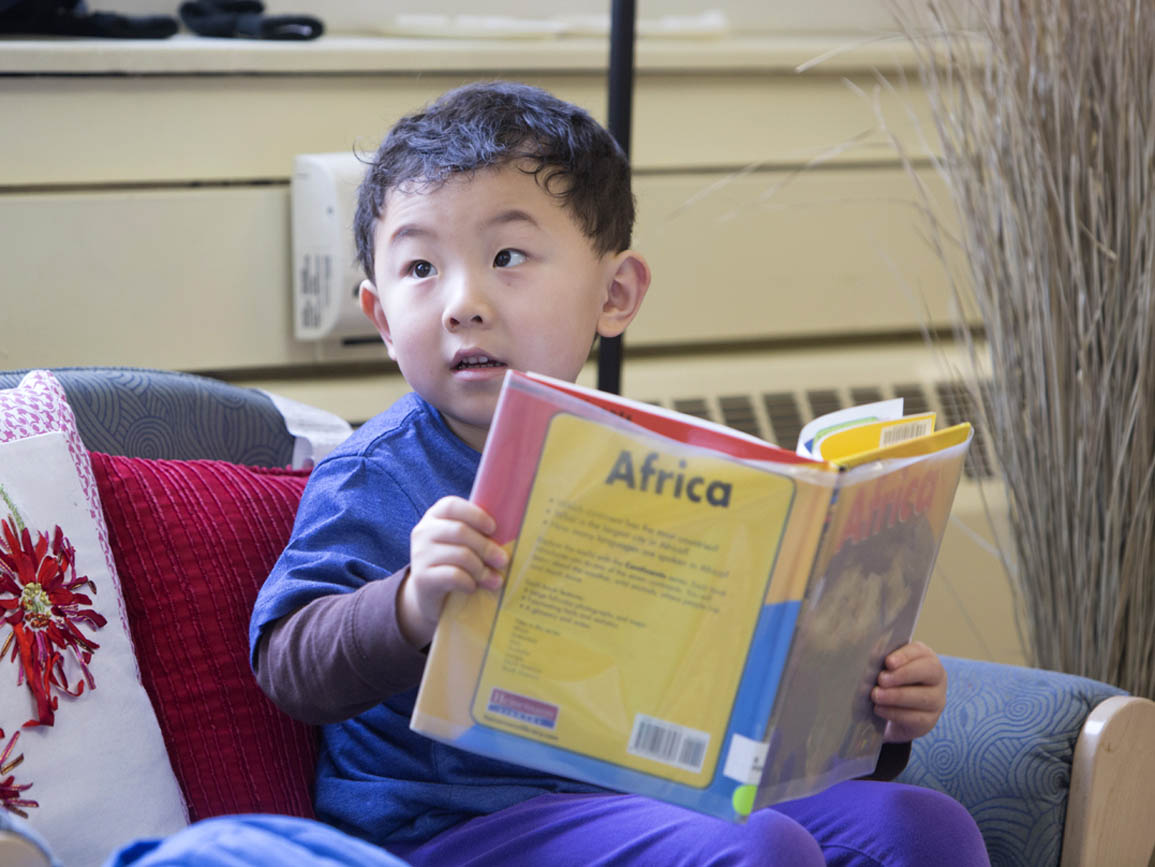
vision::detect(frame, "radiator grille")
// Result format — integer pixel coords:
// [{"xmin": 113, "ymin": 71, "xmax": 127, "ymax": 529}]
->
[
  {"xmin": 934, "ymin": 381, "xmax": 994, "ymax": 479},
  {"xmin": 671, "ymin": 397, "xmax": 713, "ymax": 422},
  {"xmin": 718, "ymin": 394, "xmax": 761, "ymax": 437},
  {"xmin": 893, "ymin": 383, "xmax": 932, "ymax": 416},
  {"xmin": 806, "ymin": 388, "xmax": 843, "ymax": 419},
  {"xmin": 849, "ymin": 385, "xmax": 884, "ymax": 405},
  {"xmin": 762, "ymin": 392, "xmax": 806, "ymax": 451}
]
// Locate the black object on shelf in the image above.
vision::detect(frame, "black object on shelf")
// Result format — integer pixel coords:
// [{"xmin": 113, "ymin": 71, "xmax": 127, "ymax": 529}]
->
[
  {"xmin": 0, "ymin": 0, "xmax": 178, "ymax": 38},
  {"xmin": 597, "ymin": 0, "xmax": 636, "ymax": 396},
  {"xmin": 179, "ymin": 0, "xmax": 322, "ymax": 40}
]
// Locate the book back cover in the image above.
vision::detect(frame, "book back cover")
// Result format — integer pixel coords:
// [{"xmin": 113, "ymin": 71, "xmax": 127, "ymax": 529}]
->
[{"xmin": 412, "ymin": 371, "xmax": 835, "ymax": 819}]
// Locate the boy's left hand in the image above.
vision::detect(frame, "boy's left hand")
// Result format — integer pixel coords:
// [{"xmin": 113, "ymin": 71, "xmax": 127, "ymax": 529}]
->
[{"xmin": 872, "ymin": 640, "xmax": 947, "ymax": 743}]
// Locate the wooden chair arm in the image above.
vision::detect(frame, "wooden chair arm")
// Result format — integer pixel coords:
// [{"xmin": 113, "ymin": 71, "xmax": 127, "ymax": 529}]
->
[{"xmin": 1060, "ymin": 695, "xmax": 1155, "ymax": 867}]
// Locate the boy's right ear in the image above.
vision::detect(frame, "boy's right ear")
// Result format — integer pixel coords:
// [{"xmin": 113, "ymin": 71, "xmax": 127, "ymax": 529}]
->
[{"xmin": 359, "ymin": 280, "xmax": 396, "ymax": 359}]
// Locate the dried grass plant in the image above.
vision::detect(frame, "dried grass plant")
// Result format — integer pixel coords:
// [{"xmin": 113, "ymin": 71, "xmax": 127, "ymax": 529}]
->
[{"xmin": 890, "ymin": 0, "xmax": 1155, "ymax": 697}]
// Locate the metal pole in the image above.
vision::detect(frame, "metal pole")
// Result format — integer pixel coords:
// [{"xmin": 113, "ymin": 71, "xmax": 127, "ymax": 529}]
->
[{"xmin": 598, "ymin": 0, "xmax": 636, "ymax": 395}]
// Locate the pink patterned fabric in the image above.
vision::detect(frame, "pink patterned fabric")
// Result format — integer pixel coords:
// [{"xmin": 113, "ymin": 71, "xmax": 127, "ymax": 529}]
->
[
  {"xmin": 0, "ymin": 371, "xmax": 122, "ymax": 625},
  {"xmin": 90, "ymin": 452, "xmax": 317, "ymax": 821}
]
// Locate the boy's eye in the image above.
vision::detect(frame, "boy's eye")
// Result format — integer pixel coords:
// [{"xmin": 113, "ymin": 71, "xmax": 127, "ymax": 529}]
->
[
  {"xmin": 407, "ymin": 260, "xmax": 436, "ymax": 279},
  {"xmin": 493, "ymin": 249, "xmax": 527, "ymax": 268}
]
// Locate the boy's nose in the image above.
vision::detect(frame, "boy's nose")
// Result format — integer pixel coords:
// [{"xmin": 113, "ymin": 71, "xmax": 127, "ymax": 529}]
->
[{"xmin": 442, "ymin": 273, "xmax": 492, "ymax": 330}]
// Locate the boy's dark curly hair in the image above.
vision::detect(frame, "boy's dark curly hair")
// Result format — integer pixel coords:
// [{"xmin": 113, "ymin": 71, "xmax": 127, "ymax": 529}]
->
[{"xmin": 354, "ymin": 81, "xmax": 635, "ymax": 280}]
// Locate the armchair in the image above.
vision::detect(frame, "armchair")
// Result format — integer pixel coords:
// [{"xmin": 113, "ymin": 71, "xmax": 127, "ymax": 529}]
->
[{"xmin": 1, "ymin": 367, "xmax": 1152, "ymax": 867}]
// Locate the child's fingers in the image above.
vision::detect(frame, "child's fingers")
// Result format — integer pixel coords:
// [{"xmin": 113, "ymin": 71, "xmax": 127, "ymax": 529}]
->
[
  {"xmin": 883, "ymin": 639, "xmax": 934, "ymax": 670},
  {"xmin": 418, "ymin": 561, "xmax": 500, "ymax": 598},
  {"xmin": 434, "ymin": 543, "xmax": 504, "ymax": 590},
  {"xmin": 413, "ymin": 564, "xmax": 477, "ymax": 601},
  {"xmin": 417, "ymin": 538, "xmax": 488, "ymax": 577},
  {"xmin": 875, "ymin": 685, "xmax": 945, "ymax": 742},
  {"xmin": 876, "ymin": 653, "xmax": 944, "ymax": 688},
  {"xmin": 403, "ymin": 563, "xmax": 496, "ymax": 634},
  {"xmin": 418, "ymin": 519, "xmax": 508, "ymax": 572},
  {"xmin": 876, "ymin": 643, "xmax": 946, "ymax": 742},
  {"xmin": 425, "ymin": 495, "xmax": 498, "ymax": 535},
  {"xmin": 416, "ymin": 498, "xmax": 507, "ymax": 571},
  {"xmin": 406, "ymin": 552, "xmax": 502, "ymax": 615},
  {"xmin": 412, "ymin": 536, "xmax": 505, "ymax": 591},
  {"xmin": 871, "ymin": 683, "xmax": 943, "ymax": 711},
  {"xmin": 413, "ymin": 516, "xmax": 506, "ymax": 573}
]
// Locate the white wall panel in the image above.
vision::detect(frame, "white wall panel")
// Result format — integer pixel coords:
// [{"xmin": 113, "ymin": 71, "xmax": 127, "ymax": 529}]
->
[
  {"xmin": 0, "ymin": 166, "xmax": 959, "ymax": 371},
  {"xmin": 631, "ymin": 166, "xmax": 960, "ymax": 345},
  {"xmin": 0, "ymin": 65, "xmax": 935, "ymax": 186},
  {"xmin": 0, "ymin": 187, "xmax": 314, "ymax": 371}
]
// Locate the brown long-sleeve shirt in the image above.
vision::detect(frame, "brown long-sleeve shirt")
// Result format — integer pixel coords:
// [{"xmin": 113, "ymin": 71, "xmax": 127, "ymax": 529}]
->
[{"xmin": 254, "ymin": 569, "xmax": 426, "ymax": 725}]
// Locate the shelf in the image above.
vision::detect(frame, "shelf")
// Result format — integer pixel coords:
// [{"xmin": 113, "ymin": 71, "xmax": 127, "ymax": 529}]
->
[{"xmin": 0, "ymin": 32, "xmax": 924, "ymax": 76}]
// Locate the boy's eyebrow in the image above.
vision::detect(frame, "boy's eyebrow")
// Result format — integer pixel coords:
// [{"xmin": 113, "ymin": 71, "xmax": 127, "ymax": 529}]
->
[
  {"xmin": 487, "ymin": 209, "xmax": 540, "ymax": 229},
  {"xmin": 388, "ymin": 224, "xmax": 435, "ymax": 244},
  {"xmin": 386, "ymin": 210, "xmax": 539, "ymax": 246}
]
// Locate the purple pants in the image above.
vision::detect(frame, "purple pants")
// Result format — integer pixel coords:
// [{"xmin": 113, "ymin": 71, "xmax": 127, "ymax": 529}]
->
[{"xmin": 391, "ymin": 781, "xmax": 990, "ymax": 867}]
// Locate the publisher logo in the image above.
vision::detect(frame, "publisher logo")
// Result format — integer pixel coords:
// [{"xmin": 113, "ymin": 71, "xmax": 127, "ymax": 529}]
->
[{"xmin": 487, "ymin": 688, "xmax": 559, "ymax": 730}]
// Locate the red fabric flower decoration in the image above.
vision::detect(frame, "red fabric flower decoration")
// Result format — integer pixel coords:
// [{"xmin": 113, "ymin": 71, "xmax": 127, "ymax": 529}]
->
[
  {"xmin": 0, "ymin": 728, "xmax": 37, "ymax": 818},
  {"xmin": 0, "ymin": 516, "xmax": 107, "ymax": 727}
]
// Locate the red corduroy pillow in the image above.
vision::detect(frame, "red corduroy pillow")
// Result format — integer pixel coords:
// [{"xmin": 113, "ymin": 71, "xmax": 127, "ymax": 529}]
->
[{"xmin": 89, "ymin": 452, "xmax": 317, "ymax": 822}]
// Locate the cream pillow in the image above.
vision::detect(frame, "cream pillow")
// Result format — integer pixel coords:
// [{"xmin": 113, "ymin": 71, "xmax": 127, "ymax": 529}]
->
[{"xmin": 1, "ymin": 373, "xmax": 188, "ymax": 866}]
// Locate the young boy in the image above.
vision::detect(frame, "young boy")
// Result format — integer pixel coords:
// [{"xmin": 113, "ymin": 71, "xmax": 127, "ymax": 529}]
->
[{"xmin": 250, "ymin": 81, "xmax": 988, "ymax": 866}]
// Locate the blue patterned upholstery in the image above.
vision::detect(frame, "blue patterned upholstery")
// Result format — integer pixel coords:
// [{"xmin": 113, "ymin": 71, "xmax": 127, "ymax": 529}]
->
[
  {"xmin": 897, "ymin": 657, "xmax": 1127, "ymax": 867},
  {"xmin": 0, "ymin": 367, "xmax": 295, "ymax": 467}
]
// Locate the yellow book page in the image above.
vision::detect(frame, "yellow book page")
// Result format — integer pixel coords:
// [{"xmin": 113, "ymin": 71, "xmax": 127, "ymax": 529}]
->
[
  {"xmin": 832, "ymin": 423, "xmax": 972, "ymax": 468},
  {"xmin": 817, "ymin": 413, "xmax": 936, "ymax": 463},
  {"xmin": 470, "ymin": 414, "xmax": 797, "ymax": 787}
]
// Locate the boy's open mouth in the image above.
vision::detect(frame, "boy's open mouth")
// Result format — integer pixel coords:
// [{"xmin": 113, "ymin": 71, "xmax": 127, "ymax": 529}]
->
[{"xmin": 453, "ymin": 355, "xmax": 507, "ymax": 371}]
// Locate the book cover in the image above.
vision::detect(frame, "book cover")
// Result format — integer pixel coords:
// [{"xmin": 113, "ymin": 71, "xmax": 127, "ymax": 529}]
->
[
  {"xmin": 412, "ymin": 370, "xmax": 971, "ymax": 820},
  {"xmin": 752, "ymin": 423, "xmax": 972, "ymax": 808}
]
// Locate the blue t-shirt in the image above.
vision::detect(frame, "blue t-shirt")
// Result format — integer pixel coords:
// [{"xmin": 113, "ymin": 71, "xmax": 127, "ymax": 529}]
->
[{"xmin": 249, "ymin": 393, "xmax": 603, "ymax": 847}]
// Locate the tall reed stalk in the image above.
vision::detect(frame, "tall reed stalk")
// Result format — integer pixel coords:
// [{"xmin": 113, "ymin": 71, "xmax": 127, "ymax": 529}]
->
[{"xmin": 894, "ymin": 0, "xmax": 1155, "ymax": 697}]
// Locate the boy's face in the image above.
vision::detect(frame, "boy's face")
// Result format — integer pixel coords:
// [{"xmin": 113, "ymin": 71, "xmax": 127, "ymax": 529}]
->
[{"xmin": 361, "ymin": 162, "xmax": 648, "ymax": 451}]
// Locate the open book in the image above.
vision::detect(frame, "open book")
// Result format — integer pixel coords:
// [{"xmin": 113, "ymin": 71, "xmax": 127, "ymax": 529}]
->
[{"xmin": 411, "ymin": 370, "xmax": 972, "ymax": 820}]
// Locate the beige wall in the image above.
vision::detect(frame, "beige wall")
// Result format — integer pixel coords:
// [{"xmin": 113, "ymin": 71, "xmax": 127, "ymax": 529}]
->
[
  {"xmin": 1, "ymin": 34, "xmax": 956, "ymax": 378},
  {"xmin": 0, "ymin": 32, "xmax": 1024, "ymax": 665}
]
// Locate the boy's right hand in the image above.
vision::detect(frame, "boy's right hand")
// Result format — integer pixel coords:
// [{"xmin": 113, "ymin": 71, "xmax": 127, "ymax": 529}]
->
[{"xmin": 397, "ymin": 496, "xmax": 508, "ymax": 648}]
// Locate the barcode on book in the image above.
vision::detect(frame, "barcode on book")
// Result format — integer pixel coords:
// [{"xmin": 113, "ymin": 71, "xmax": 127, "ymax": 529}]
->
[
  {"xmin": 627, "ymin": 714, "xmax": 710, "ymax": 773},
  {"xmin": 879, "ymin": 418, "xmax": 934, "ymax": 447}
]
